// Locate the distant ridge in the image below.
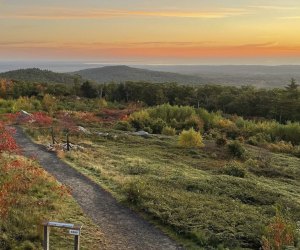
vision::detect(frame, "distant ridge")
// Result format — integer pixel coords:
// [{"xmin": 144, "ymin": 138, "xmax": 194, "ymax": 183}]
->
[
  {"xmin": 73, "ymin": 65, "xmax": 204, "ymax": 84},
  {"xmin": 0, "ymin": 68, "xmax": 80, "ymax": 84}
]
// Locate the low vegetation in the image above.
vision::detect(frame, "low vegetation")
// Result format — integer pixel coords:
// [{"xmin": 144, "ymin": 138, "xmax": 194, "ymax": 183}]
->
[
  {"xmin": 0, "ymin": 76, "xmax": 300, "ymax": 249},
  {"xmin": 19, "ymin": 110, "xmax": 300, "ymax": 249}
]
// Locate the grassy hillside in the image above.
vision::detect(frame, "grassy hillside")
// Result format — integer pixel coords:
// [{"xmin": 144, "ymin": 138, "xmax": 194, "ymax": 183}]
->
[
  {"xmin": 19, "ymin": 105, "xmax": 300, "ymax": 250},
  {"xmin": 73, "ymin": 65, "xmax": 204, "ymax": 84},
  {"xmin": 0, "ymin": 68, "xmax": 81, "ymax": 84}
]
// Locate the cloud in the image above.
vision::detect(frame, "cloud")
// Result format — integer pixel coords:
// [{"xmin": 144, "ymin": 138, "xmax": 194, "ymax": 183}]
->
[
  {"xmin": 0, "ymin": 8, "xmax": 248, "ymax": 20},
  {"xmin": 0, "ymin": 41, "xmax": 58, "ymax": 48},
  {"xmin": 279, "ymin": 16, "xmax": 300, "ymax": 20},
  {"xmin": 249, "ymin": 5, "xmax": 297, "ymax": 11}
]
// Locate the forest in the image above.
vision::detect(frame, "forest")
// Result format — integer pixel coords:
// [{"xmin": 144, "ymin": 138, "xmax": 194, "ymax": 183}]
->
[{"xmin": 1, "ymin": 78, "xmax": 299, "ymax": 122}]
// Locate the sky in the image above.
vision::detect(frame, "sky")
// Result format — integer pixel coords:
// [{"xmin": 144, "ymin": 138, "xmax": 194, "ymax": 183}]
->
[{"xmin": 1, "ymin": 0, "xmax": 300, "ymax": 64}]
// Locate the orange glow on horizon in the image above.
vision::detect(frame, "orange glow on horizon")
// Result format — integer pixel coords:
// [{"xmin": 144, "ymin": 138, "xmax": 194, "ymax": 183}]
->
[{"xmin": 1, "ymin": 43, "xmax": 300, "ymax": 60}]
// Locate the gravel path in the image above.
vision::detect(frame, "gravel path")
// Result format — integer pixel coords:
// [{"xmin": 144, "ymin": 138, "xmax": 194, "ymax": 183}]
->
[{"xmin": 13, "ymin": 127, "xmax": 183, "ymax": 250}]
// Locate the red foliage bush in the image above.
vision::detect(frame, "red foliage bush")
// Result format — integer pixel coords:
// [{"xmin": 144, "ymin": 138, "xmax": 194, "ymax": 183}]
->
[
  {"xmin": 31, "ymin": 112, "xmax": 53, "ymax": 126},
  {"xmin": 0, "ymin": 122, "xmax": 20, "ymax": 154}
]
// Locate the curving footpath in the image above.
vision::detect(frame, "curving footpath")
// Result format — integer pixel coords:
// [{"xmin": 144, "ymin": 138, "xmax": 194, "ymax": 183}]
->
[{"xmin": 13, "ymin": 127, "xmax": 184, "ymax": 250}]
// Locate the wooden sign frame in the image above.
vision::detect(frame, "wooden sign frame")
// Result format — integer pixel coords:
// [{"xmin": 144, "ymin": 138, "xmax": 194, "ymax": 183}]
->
[{"xmin": 42, "ymin": 221, "xmax": 82, "ymax": 250}]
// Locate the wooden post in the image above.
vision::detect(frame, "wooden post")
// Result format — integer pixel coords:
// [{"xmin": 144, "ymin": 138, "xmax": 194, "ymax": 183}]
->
[
  {"xmin": 67, "ymin": 133, "xmax": 70, "ymax": 151},
  {"xmin": 74, "ymin": 235, "xmax": 80, "ymax": 250},
  {"xmin": 43, "ymin": 224, "xmax": 50, "ymax": 250},
  {"xmin": 51, "ymin": 127, "xmax": 55, "ymax": 145}
]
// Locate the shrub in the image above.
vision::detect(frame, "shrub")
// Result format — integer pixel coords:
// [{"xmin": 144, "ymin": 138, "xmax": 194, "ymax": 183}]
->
[
  {"xmin": 178, "ymin": 128, "xmax": 204, "ymax": 148},
  {"xmin": 223, "ymin": 161, "xmax": 246, "ymax": 178},
  {"xmin": 237, "ymin": 136, "xmax": 245, "ymax": 143},
  {"xmin": 266, "ymin": 141, "xmax": 294, "ymax": 154},
  {"xmin": 261, "ymin": 209, "xmax": 296, "ymax": 250},
  {"xmin": 12, "ymin": 96, "xmax": 41, "ymax": 112},
  {"xmin": 227, "ymin": 140, "xmax": 246, "ymax": 158},
  {"xmin": 148, "ymin": 104, "xmax": 195, "ymax": 123},
  {"xmin": 143, "ymin": 127, "xmax": 153, "ymax": 134},
  {"xmin": 150, "ymin": 118, "xmax": 167, "ymax": 134},
  {"xmin": 129, "ymin": 110, "xmax": 150, "ymax": 130},
  {"xmin": 183, "ymin": 115, "xmax": 204, "ymax": 131},
  {"xmin": 97, "ymin": 98, "xmax": 108, "ymax": 108},
  {"xmin": 248, "ymin": 133, "xmax": 272, "ymax": 146},
  {"xmin": 114, "ymin": 121, "xmax": 133, "ymax": 131},
  {"xmin": 196, "ymin": 108, "xmax": 222, "ymax": 131},
  {"xmin": 216, "ymin": 136, "xmax": 228, "ymax": 147},
  {"xmin": 42, "ymin": 94, "xmax": 57, "ymax": 114},
  {"xmin": 124, "ymin": 180, "xmax": 146, "ymax": 205},
  {"xmin": 162, "ymin": 126, "xmax": 176, "ymax": 136},
  {"xmin": 0, "ymin": 123, "xmax": 19, "ymax": 154},
  {"xmin": 123, "ymin": 158, "xmax": 149, "ymax": 175}
]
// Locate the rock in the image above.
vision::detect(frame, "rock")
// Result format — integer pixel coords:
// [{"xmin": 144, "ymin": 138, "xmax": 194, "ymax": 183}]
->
[
  {"xmin": 20, "ymin": 110, "xmax": 32, "ymax": 117},
  {"xmin": 96, "ymin": 132, "xmax": 109, "ymax": 137},
  {"xmin": 77, "ymin": 126, "xmax": 91, "ymax": 134},
  {"xmin": 132, "ymin": 131, "xmax": 150, "ymax": 137}
]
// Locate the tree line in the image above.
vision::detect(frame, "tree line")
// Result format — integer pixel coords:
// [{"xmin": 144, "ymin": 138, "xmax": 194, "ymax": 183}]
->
[{"xmin": 0, "ymin": 78, "xmax": 299, "ymax": 122}]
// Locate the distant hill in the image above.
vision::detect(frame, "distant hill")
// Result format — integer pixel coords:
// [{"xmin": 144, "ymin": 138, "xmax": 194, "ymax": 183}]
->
[
  {"xmin": 2, "ymin": 65, "xmax": 299, "ymax": 88},
  {"xmin": 0, "ymin": 68, "xmax": 81, "ymax": 84},
  {"xmin": 73, "ymin": 65, "xmax": 203, "ymax": 84},
  {"xmin": 139, "ymin": 65, "xmax": 300, "ymax": 88}
]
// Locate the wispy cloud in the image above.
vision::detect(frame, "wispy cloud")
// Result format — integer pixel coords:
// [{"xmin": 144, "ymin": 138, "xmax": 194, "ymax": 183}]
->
[
  {"xmin": 279, "ymin": 16, "xmax": 300, "ymax": 20},
  {"xmin": 0, "ymin": 8, "xmax": 248, "ymax": 20},
  {"xmin": 249, "ymin": 5, "xmax": 297, "ymax": 11}
]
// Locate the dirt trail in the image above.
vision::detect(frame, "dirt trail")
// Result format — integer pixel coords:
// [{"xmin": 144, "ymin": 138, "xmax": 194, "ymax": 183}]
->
[{"xmin": 13, "ymin": 127, "xmax": 183, "ymax": 250}]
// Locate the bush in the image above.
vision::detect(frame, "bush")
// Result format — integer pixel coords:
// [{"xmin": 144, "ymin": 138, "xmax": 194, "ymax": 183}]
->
[
  {"xmin": 114, "ymin": 121, "xmax": 133, "ymax": 131},
  {"xmin": 178, "ymin": 128, "xmax": 204, "ymax": 148},
  {"xmin": 261, "ymin": 209, "xmax": 297, "ymax": 250},
  {"xmin": 143, "ymin": 126, "xmax": 153, "ymax": 134},
  {"xmin": 223, "ymin": 161, "xmax": 246, "ymax": 178},
  {"xmin": 148, "ymin": 104, "xmax": 195, "ymax": 123},
  {"xmin": 183, "ymin": 115, "xmax": 204, "ymax": 131},
  {"xmin": 42, "ymin": 94, "xmax": 57, "ymax": 114},
  {"xmin": 124, "ymin": 180, "xmax": 146, "ymax": 205},
  {"xmin": 129, "ymin": 110, "xmax": 150, "ymax": 130},
  {"xmin": 266, "ymin": 141, "xmax": 294, "ymax": 154},
  {"xmin": 12, "ymin": 97, "xmax": 41, "ymax": 112},
  {"xmin": 150, "ymin": 118, "xmax": 167, "ymax": 134},
  {"xmin": 123, "ymin": 158, "xmax": 150, "ymax": 175},
  {"xmin": 227, "ymin": 140, "xmax": 246, "ymax": 158},
  {"xmin": 248, "ymin": 133, "xmax": 272, "ymax": 146},
  {"xmin": 216, "ymin": 136, "xmax": 228, "ymax": 147},
  {"xmin": 162, "ymin": 126, "xmax": 176, "ymax": 136},
  {"xmin": 97, "ymin": 98, "xmax": 108, "ymax": 108}
]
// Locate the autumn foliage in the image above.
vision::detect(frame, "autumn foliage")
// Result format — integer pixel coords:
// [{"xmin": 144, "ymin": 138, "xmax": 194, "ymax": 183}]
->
[
  {"xmin": 262, "ymin": 210, "xmax": 296, "ymax": 250},
  {"xmin": 0, "ymin": 121, "xmax": 19, "ymax": 153},
  {"xmin": 31, "ymin": 112, "xmax": 53, "ymax": 126},
  {"xmin": 0, "ymin": 153, "xmax": 71, "ymax": 248}
]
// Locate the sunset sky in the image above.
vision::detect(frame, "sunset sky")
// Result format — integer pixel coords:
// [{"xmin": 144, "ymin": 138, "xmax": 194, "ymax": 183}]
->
[{"xmin": 1, "ymin": 0, "xmax": 300, "ymax": 64}]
